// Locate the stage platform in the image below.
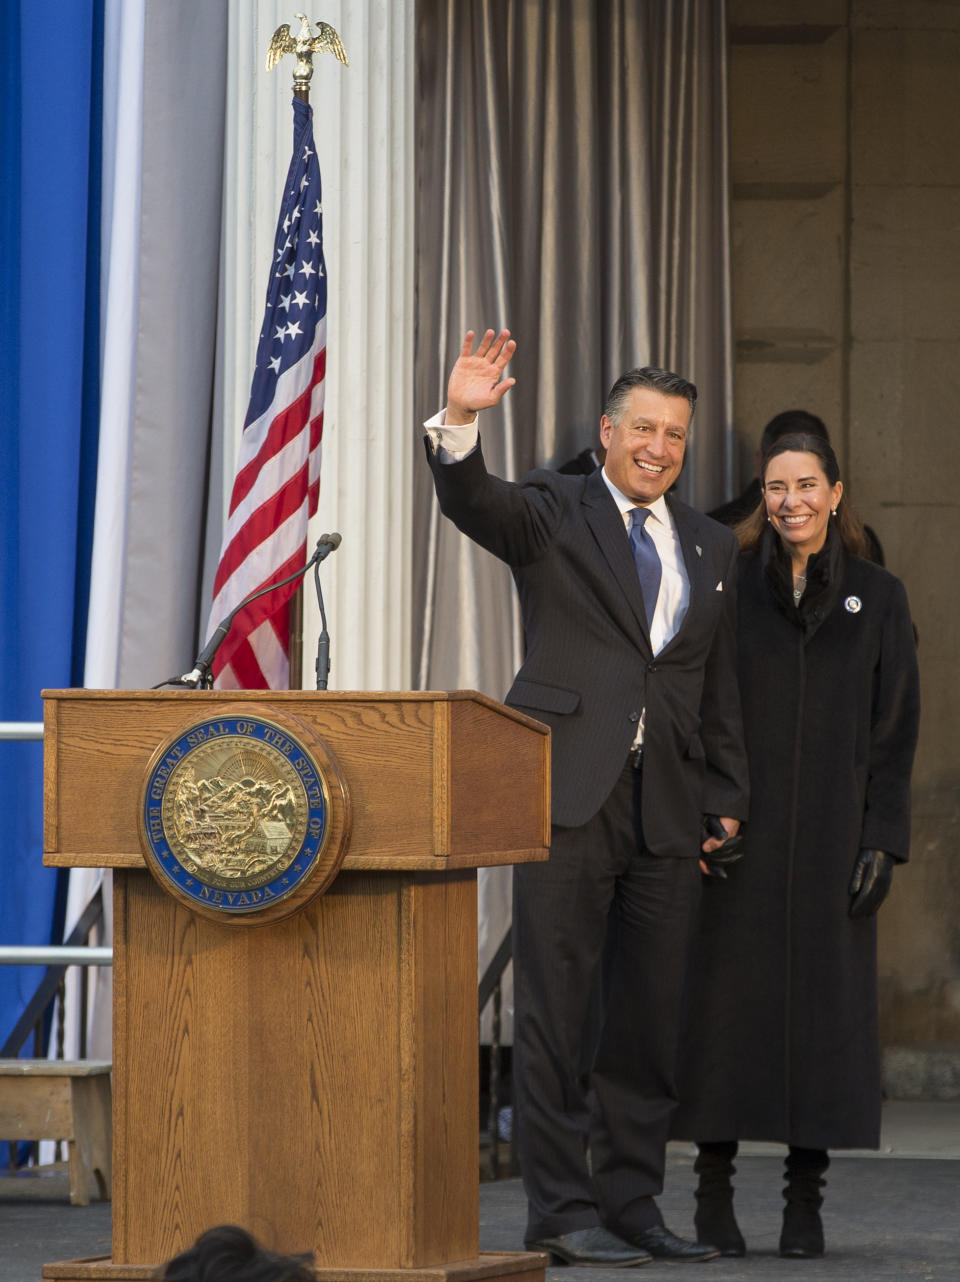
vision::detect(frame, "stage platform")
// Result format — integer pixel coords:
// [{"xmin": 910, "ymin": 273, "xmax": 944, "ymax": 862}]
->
[{"xmin": 2, "ymin": 1103, "xmax": 958, "ymax": 1282}]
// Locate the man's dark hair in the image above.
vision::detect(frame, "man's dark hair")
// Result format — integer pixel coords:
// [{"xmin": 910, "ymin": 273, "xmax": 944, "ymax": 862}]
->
[
  {"xmin": 759, "ymin": 409, "xmax": 828, "ymax": 457},
  {"xmin": 160, "ymin": 1225, "xmax": 315, "ymax": 1282},
  {"xmin": 603, "ymin": 367, "xmax": 697, "ymax": 424}
]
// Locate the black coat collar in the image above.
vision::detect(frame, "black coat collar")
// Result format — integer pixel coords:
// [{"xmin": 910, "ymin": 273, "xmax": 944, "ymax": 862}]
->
[{"xmin": 761, "ymin": 522, "xmax": 845, "ymax": 640}]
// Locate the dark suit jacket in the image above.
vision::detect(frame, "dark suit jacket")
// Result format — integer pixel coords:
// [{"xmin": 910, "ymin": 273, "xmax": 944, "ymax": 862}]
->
[{"xmin": 429, "ymin": 440, "xmax": 749, "ymax": 856}]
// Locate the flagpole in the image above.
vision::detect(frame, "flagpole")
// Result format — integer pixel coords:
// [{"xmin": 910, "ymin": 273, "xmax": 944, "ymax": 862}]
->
[
  {"xmin": 262, "ymin": 16, "xmax": 349, "ymax": 690},
  {"xmin": 288, "ymin": 54, "xmax": 305, "ymax": 691},
  {"xmin": 287, "ymin": 56, "xmax": 309, "ymax": 685}
]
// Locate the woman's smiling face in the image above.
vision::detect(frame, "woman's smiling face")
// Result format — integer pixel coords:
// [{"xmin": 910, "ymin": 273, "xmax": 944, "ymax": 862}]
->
[{"xmin": 763, "ymin": 450, "xmax": 843, "ymax": 560}]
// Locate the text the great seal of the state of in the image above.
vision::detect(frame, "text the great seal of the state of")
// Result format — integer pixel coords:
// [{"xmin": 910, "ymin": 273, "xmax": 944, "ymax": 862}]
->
[{"xmin": 141, "ymin": 715, "xmax": 329, "ymax": 917}]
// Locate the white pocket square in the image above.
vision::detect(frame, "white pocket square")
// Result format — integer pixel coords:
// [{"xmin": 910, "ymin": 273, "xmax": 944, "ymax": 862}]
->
[{"xmin": 715, "ymin": 580, "xmax": 723, "ymax": 591}]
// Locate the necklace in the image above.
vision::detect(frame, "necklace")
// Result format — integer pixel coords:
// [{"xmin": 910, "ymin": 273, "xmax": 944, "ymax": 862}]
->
[{"xmin": 792, "ymin": 574, "xmax": 807, "ymax": 604}]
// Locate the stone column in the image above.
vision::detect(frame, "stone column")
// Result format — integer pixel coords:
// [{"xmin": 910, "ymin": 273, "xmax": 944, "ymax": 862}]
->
[
  {"xmin": 850, "ymin": 1, "xmax": 960, "ymax": 1073},
  {"xmin": 728, "ymin": 0, "xmax": 960, "ymax": 1088}
]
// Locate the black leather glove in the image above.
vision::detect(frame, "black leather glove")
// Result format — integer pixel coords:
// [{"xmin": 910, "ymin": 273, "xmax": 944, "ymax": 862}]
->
[
  {"xmin": 848, "ymin": 848, "xmax": 895, "ymax": 918},
  {"xmin": 700, "ymin": 814, "xmax": 745, "ymax": 880}
]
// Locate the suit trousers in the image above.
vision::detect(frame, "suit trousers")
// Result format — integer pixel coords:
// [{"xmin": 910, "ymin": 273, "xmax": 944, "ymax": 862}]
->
[{"xmin": 513, "ymin": 758, "xmax": 701, "ymax": 1244}]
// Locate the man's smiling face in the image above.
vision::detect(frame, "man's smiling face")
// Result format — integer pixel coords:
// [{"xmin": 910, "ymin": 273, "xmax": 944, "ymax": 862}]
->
[{"xmin": 599, "ymin": 387, "xmax": 690, "ymax": 505}]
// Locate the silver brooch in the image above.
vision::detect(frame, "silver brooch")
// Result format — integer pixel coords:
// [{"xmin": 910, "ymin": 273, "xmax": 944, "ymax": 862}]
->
[{"xmin": 844, "ymin": 596, "xmax": 862, "ymax": 614}]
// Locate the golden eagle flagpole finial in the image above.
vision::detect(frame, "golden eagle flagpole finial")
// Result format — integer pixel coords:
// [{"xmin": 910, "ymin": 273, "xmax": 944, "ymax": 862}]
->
[{"xmin": 266, "ymin": 13, "xmax": 349, "ymax": 103}]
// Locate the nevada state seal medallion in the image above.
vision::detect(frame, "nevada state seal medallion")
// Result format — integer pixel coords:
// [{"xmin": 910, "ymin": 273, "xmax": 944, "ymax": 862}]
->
[{"xmin": 140, "ymin": 714, "xmax": 344, "ymax": 922}]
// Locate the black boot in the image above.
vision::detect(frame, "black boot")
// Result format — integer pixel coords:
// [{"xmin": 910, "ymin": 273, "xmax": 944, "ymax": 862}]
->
[
  {"xmin": 780, "ymin": 1146, "xmax": 829, "ymax": 1258},
  {"xmin": 694, "ymin": 1140, "xmax": 746, "ymax": 1257}
]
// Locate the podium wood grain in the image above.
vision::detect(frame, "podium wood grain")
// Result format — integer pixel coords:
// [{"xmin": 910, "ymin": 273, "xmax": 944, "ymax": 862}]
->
[
  {"xmin": 43, "ymin": 691, "xmax": 549, "ymax": 871},
  {"xmin": 112, "ymin": 868, "xmax": 476, "ymax": 1266},
  {"xmin": 41, "ymin": 690, "xmax": 548, "ymax": 1282}
]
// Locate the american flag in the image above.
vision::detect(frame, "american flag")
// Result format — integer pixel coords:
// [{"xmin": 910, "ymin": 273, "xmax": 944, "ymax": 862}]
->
[{"xmin": 207, "ymin": 97, "xmax": 326, "ymax": 688}]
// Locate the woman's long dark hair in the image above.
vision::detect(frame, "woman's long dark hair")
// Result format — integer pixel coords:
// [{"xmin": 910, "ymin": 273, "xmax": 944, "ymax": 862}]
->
[{"xmin": 734, "ymin": 433, "xmax": 868, "ymax": 557}]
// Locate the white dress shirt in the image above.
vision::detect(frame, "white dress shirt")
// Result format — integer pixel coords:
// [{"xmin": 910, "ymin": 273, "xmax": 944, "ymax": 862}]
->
[
  {"xmin": 423, "ymin": 408, "xmax": 480, "ymax": 461},
  {"xmin": 599, "ymin": 472, "xmax": 689, "ymax": 656}
]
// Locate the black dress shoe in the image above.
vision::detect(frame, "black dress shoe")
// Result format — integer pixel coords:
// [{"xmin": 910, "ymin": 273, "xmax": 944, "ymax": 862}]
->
[
  {"xmin": 527, "ymin": 1227, "xmax": 653, "ymax": 1267},
  {"xmin": 624, "ymin": 1225, "xmax": 720, "ymax": 1262}
]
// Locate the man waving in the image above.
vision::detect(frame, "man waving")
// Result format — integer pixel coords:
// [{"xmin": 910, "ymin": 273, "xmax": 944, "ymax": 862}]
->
[{"xmin": 425, "ymin": 330, "xmax": 748, "ymax": 1266}]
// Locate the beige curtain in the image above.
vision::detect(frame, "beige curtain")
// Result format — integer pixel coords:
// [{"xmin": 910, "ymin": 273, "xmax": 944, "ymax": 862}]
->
[{"xmin": 412, "ymin": 0, "xmax": 734, "ymax": 1031}]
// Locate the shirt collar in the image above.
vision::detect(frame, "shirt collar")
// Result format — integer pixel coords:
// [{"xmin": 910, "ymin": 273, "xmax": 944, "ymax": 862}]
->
[{"xmin": 600, "ymin": 469, "xmax": 671, "ymax": 527}]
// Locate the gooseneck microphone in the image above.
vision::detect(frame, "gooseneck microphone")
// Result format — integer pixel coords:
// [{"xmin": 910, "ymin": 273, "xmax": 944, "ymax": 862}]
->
[
  {"xmin": 154, "ymin": 534, "xmax": 342, "ymax": 690},
  {"xmin": 313, "ymin": 534, "xmax": 339, "ymax": 692},
  {"xmin": 316, "ymin": 532, "xmax": 342, "ymax": 556}
]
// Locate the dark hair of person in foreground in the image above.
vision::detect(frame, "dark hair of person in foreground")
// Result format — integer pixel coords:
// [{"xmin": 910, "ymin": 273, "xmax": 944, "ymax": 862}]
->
[
  {"xmin": 734, "ymin": 432, "xmax": 869, "ymax": 558},
  {"xmin": 159, "ymin": 1225, "xmax": 315, "ymax": 1282}
]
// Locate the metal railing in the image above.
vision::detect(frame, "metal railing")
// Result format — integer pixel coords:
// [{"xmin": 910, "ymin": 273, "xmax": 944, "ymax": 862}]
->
[
  {"xmin": 0, "ymin": 721, "xmax": 43, "ymax": 741},
  {"xmin": 0, "ymin": 947, "xmax": 112, "ymax": 967},
  {"xmin": 0, "ymin": 717, "xmax": 111, "ymax": 1064},
  {"xmin": 0, "ymin": 711, "xmax": 110, "ymax": 1174},
  {"xmin": 0, "ymin": 890, "xmax": 109, "ymax": 1063}
]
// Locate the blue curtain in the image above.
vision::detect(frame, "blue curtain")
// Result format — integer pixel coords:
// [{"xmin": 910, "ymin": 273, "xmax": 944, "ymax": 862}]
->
[{"xmin": 0, "ymin": 0, "xmax": 103, "ymax": 1085}]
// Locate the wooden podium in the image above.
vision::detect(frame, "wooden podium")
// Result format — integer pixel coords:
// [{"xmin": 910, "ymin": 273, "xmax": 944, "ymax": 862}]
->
[{"xmin": 41, "ymin": 690, "xmax": 549, "ymax": 1282}]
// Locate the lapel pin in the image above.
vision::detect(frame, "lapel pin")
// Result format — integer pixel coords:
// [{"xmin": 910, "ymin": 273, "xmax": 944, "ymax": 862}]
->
[{"xmin": 845, "ymin": 595, "xmax": 862, "ymax": 613}]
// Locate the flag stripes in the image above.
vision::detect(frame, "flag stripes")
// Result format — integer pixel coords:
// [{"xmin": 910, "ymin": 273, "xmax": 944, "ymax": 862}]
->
[{"xmin": 207, "ymin": 98, "xmax": 327, "ymax": 689}]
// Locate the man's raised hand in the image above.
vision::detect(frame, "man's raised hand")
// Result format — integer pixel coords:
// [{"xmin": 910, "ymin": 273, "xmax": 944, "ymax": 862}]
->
[{"xmin": 446, "ymin": 329, "xmax": 517, "ymax": 425}]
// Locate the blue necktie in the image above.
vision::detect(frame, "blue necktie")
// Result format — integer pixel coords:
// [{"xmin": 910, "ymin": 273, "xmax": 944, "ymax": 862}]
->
[{"xmin": 629, "ymin": 507, "xmax": 662, "ymax": 627}]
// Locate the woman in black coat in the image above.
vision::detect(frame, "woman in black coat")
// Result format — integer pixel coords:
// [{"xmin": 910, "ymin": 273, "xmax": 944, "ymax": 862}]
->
[{"xmin": 673, "ymin": 433, "xmax": 920, "ymax": 1259}]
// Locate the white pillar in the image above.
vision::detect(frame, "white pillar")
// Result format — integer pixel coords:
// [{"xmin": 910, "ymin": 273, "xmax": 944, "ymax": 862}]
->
[{"xmin": 222, "ymin": 2, "xmax": 414, "ymax": 691}]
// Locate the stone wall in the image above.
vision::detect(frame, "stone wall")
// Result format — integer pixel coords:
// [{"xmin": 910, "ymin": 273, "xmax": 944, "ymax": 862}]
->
[{"xmin": 727, "ymin": 0, "xmax": 960, "ymax": 1077}]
